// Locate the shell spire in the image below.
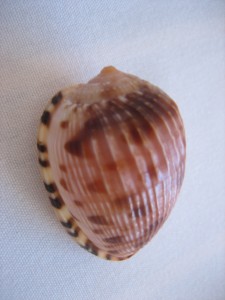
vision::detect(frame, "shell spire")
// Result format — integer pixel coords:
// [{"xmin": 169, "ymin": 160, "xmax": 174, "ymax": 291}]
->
[{"xmin": 37, "ymin": 66, "xmax": 186, "ymax": 261}]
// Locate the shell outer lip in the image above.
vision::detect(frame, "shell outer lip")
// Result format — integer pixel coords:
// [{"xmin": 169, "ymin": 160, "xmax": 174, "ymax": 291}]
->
[{"xmin": 37, "ymin": 91, "xmax": 134, "ymax": 261}]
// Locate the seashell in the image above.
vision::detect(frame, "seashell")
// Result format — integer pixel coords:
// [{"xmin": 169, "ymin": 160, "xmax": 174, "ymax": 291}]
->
[{"xmin": 37, "ymin": 66, "xmax": 186, "ymax": 261}]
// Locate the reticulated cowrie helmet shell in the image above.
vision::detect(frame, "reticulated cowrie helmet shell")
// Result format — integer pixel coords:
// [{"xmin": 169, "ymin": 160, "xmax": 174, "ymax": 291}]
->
[{"xmin": 37, "ymin": 66, "xmax": 186, "ymax": 261}]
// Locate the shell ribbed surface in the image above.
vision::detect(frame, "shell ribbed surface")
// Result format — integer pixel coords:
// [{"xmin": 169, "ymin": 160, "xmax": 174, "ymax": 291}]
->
[{"xmin": 41, "ymin": 67, "xmax": 186, "ymax": 259}]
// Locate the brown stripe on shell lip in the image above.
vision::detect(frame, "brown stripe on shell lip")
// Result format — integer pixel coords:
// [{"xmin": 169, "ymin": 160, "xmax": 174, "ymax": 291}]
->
[
  {"xmin": 49, "ymin": 196, "xmax": 63, "ymax": 209},
  {"xmin": 51, "ymin": 91, "xmax": 63, "ymax": 105},
  {"xmin": 44, "ymin": 182, "xmax": 56, "ymax": 193},
  {"xmin": 68, "ymin": 228, "xmax": 80, "ymax": 237},
  {"xmin": 61, "ymin": 219, "xmax": 73, "ymax": 228},
  {"xmin": 38, "ymin": 158, "xmax": 49, "ymax": 168},
  {"xmin": 37, "ymin": 142, "xmax": 47, "ymax": 153},
  {"xmin": 41, "ymin": 111, "xmax": 51, "ymax": 126}
]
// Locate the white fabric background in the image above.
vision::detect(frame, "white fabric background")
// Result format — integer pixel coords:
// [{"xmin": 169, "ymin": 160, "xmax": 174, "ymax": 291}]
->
[{"xmin": 1, "ymin": 1, "xmax": 225, "ymax": 299}]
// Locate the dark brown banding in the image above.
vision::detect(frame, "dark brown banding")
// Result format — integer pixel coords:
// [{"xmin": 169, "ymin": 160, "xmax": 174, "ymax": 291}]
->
[
  {"xmin": 140, "ymin": 85, "xmax": 183, "ymax": 158},
  {"xmin": 64, "ymin": 105, "xmax": 117, "ymax": 156},
  {"xmin": 60, "ymin": 178, "xmax": 70, "ymax": 192},
  {"xmin": 37, "ymin": 143, "xmax": 47, "ymax": 153},
  {"xmin": 133, "ymin": 90, "xmax": 180, "ymax": 181},
  {"xmin": 127, "ymin": 92, "xmax": 177, "ymax": 227},
  {"xmin": 104, "ymin": 161, "xmax": 117, "ymax": 171},
  {"xmin": 49, "ymin": 196, "xmax": 63, "ymax": 209},
  {"xmin": 88, "ymin": 215, "xmax": 109, "ymax": 225},
  {"xmin": 51, "ymin": 91, "xmax": 63, "ymax": 105},
  {"xmin": 130, "ymin": 205, "xmax": 146, "ymax": 218},
  {"xmin": 59, "ymin": 164, "xmax": 67, "ymax": 172},
  {"xmin": 61, "ymin": 219, "xmax": 73, "ymax": 228},
  {"xmin": 84, "ymin": 115, "xmax": 103, "ymax": 132},
  {"xmin": 108, "ymin": 100, "xmax": 157, "ymax": 243},
  {"xmin": 128, "ymin": 125, "xmax": 143, "ymax": 145},
  {"xmin": 124, "ymin": 97, "xmax": 168, "ymax": 177},
  {"xmin": 104, "ymin": 236, "xmax": 124, "ymax": 244},
  {"xmin": 105, "ymin": 100, "xmax": 144, "ymax": 185},
  {"xmin": 64, "ymin": 102, "xmax": 126, "ymax": 157},
  {"xmin": 65, "ymin": 139, "xmax": 82, "ymax": 156},
  {"xmin": 60, "ymin": 121, "xmax": 69, "ymax": 129},
  {"xmin": 95, "ymin": 101, "xmax": 143, "ymax": 242},
  {"xmin": 38, "ymin": 158, "xmax": 49, "ymax": 168},
  {"xmin": 114, "ymin": 196, "xmax": 130, "ymax": 208},
  {"xmin": 41, "ymin": 111, "xmax": 51, "ymax": 126},
  {"xmin": 74, "ymin": 106, "xmax": 110, "ymax": 214},
  {"xmin": 86, "ymin": 180, "xmax": 107, "ymax": 193},
  {"xmin": 44, "ymin": 182, "xmax": 56, "ymax": 193}
]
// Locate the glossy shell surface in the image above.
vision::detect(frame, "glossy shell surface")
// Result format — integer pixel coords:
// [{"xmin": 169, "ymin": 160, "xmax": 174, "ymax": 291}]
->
[{"xmin": 37, "ymin": 66, "xmax": 186, "ymax": 261}]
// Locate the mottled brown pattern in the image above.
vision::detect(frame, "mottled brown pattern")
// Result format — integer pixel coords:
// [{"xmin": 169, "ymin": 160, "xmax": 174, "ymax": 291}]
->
[
  {"xmin": 133, "ymin": 91, "xmax": 180, "ymax": 177},
  {"xmin": 64, "ymin": 138, "xmax": 82, "ymax": 156},
  {"xmin": 92, "ymin": 228, "xmax": 104, "ymax": 234},
  {"xmin": 60, "ymin": 178, "xmax": 70, "ymax": 192},
  {"xmin": 103, "ymin": 161, "xmax": 117, "ymax": 171},
  {"xmin": 64, "ymin": 110, "xmax": 102, "ymax": 156},
  {"xmin": 110, "ymin": 101, "xmax": 158, "ymax": 181},
  {"xmin": 113, "ymin": 196, "xmax": 130, "ymax": 208},
  {"xmin": 125, "ymin": 95, "xmax": 169, "ymax": 177},
  {"xmin": 86, "ymin": 180, "xmax": 107, "ymax": 193},
  {"xmin": 38, "ymin": 67, "xmax": 186, "ymax": 261},
  {"xmin": 60, "ymin": 121, "xmax": 69, "ymax": 129},
  {"xmin": 64, "ymin": 101, "xmax": 130, "ymax": 156},
  {"xmin": 59, "ymin": 164, "xmax": 67, "ymax": 172},
  {"xmin": 74, "ymin": 200, "xmax": 83, "ymax": 207}
]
